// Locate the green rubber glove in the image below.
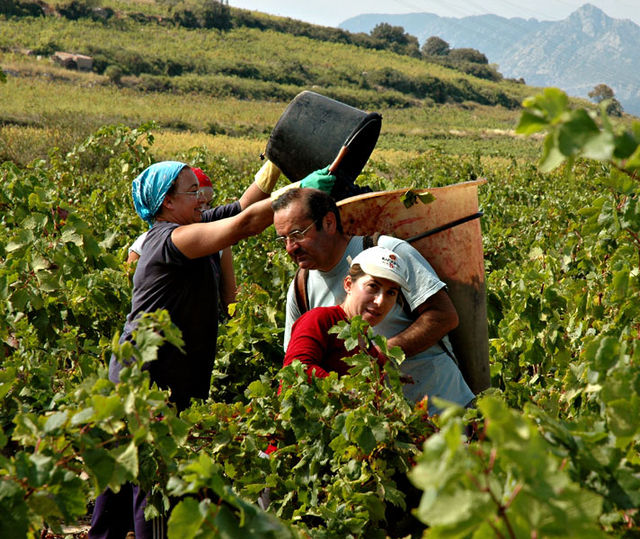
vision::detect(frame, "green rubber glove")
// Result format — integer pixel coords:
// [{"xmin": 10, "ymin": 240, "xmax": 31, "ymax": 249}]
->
[{"xmin": 299, "ymin": 166, "xmax": 337, "ymax": 194}]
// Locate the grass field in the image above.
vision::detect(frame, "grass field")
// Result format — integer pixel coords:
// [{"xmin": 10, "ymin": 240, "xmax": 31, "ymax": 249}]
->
[
  {"xmin": 0, "ymin": 68, "xmax": 541, "ymax": 167},
  {"xmin": 0, "ymin": 5, "xmax": 545, "ymax": 167}
]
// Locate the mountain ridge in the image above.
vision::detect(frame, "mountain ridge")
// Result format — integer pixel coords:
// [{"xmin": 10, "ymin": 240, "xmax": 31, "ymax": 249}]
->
[{"xmin": 339, "ymin": 4, "xmax": 640, "ymax": 115}]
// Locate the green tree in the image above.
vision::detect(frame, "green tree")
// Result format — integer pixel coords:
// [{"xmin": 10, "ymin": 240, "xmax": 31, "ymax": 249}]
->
[
  {"xmin": 588, "ymin": 83, "xmax": 615, "ymax": 103},
  {"xmin": 421, "ymin": 36, "xmax": 450, "ymax": 57},
  {"xmin": 370, "ymin": 23, "xmax": 420, "ymax": 57},
  {"xmin": 588, "ymin": 83, "xmax": 623, "ymax": 117},
  {"xmin": 104, "ymin": 65, "xmax": 123, "ymax": 85},
  {"xmin": 172, "ymin": 0, "xmax": 231, "ymax": 29},
  {"xmin": 448, "ymin": 47, "xmax": 488, "ymax": 64}
]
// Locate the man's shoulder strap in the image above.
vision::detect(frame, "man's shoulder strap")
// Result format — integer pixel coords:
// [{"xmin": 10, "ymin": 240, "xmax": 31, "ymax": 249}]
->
[
  {"xmin": 294, "ymin": 266, "xmax": 310, "ymax": 315},
  {"xmin": 362, "ymin": 233, "xmax": 381, "ymax": 250}
]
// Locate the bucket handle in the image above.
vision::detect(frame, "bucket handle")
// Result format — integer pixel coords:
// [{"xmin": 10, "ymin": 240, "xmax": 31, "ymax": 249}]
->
[
  {"xmin": 328, "ymin": 112, "xmax": 382, "ymax": 174},
  {"xmin": 406, "ymin": 211, "xmax": 484, "ymax": 243}
]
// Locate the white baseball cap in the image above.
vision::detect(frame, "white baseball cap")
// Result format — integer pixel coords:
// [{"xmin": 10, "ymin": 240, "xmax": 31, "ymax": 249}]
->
[{"xmin": 350, "ymin": 246, "xmax": 410, "ymax": 292}]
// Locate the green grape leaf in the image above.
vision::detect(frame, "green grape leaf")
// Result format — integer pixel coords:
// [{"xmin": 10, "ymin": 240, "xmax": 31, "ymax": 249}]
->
[
  {"xmin": 6, "ymin": 229, "xmax": 34, "ymax": 252},
  {"xmin": 539, "ymin": 134, "xmax": 566, "ymax": 173},
  {"xmin": 82, "ymin": 449, "xmax": 116, "ymax": 492},
  {"xmin": 43, "ymin": 411, "xmax": 68, "ymax": 434},
  {"xmin": 167, "ymin": 497, "xmax": 205, "ymax": 539},
  {"xmin": 112, "ymin": 442, "xmax": 138, "ymax": 483}
]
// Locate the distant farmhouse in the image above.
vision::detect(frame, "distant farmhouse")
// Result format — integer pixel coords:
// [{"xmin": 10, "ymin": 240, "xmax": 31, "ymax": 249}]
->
[{"xmin": 52, "ymin": 52, "xmax": 93, "ymax": 71}]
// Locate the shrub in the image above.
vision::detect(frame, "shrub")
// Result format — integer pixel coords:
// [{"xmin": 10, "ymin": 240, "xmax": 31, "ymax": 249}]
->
[
  {"xmin": 171, "ymin": 4, "xmax": 198, "ymax": 28},
  {"xmin": 199, "ymin": 0, "xmax": 231, "ymax": 30},
  {"xmin": 231, "ymin": 9, "xmax": 267, "ymax": 30},
  {"xmin": 228, "ymin": 7, "xmax": 411, "ymax": 55},
  {"xmin": 90, "ymin": 6, "xmax": 114, "ymax": 21},
  {"xmin": 31, "ymin": 39, "xmax": 59, "ymax": 56},
  {"xmin": 425, "ymin": 55, "xmax": 504, "ymax": 84},
  {"xmin": 461, "ymin": 62, "xmax": 503, "ymax": 82},
  {"xmin": 111, "ymin": 50, "xmax": 153, "ymax": 76},
  {"xmin": 207, "ymin": 121, "xmax": 226, "ymax": 136},
  {"xmin": 127, "ymin": 11, "xmax": 153, "ymax": 24},
  {"xmin": 160, "ymin": 118, "xmax": 192, "ymax": 131},
  {"xmin": 448, "ymin": 47, "xmax": 489, "ymax": 64},
  {"xmin": 172, "ymin": 0, "xmax": 231, "ymax": 30},
  {"xmin": 57, "ymin": 0, "xmax": 94, "ymax": 20},
  {"xmin": 137, "ymin": 73, "xmax": 173, "ymax": 92},
  {"xmin": 366, "ymin": 67, "xmax": 427, "ymax": 98},
  {"xmin": 421, "ymin": 36, "xmax": 450, "ymax": 57},
  {"xmin": 605, "ymin": 98, "xmax": 624, "ymax": 117},
  {"xmin": 104, "ymin": 65, "xmax": 123, "ymax": 85},
  {"xmin": 0, "ymin": 0, "xmax": 45, "ymax": 17},
  {"xmin": 88, "ymin": 52, "xmax": 109, "ymax": 74},
  {"xmin": 420, "ymin": 76, "xmax": 449, "ymax": 103},
  {"xmin": 216, "ymin": 61, "xmax": 262, "ymax": 80}
]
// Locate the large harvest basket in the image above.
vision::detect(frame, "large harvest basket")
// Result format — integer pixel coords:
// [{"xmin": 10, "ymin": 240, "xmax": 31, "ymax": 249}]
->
[{"xmin": 338, "ymin": 180, "xmax": 490, "ymax": 395}]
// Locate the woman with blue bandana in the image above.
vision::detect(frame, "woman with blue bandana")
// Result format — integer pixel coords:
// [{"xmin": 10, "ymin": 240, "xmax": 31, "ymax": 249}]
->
[
  {"xmin": 126, "ymin": 167, "xmax": 238, "ymax": 317},
  {"xmin": 90, "ymin": 160, "xmax": 336, "ymax": 539}
]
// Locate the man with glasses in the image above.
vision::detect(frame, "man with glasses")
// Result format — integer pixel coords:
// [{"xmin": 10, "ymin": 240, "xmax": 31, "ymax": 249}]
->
[
  {"xmin": 272, "ymin": 188, "xmax": 474, "ymax": 414},
  {"xmin": 91, "ymin": 161, "xmax": 335, "ymax": 539}
]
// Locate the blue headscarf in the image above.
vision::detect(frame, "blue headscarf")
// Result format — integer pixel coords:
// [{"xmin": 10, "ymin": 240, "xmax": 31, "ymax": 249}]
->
[{"xmin": 132, "ymin": 161, "xmax": 187, "ymax": 225}]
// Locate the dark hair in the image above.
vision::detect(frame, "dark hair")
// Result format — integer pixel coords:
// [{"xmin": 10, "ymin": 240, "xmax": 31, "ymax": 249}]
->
[
  {"xmin": 271, "ymin": 188, "xmax": 343, "ymax": 233},
  {"xmin": 163, "ymin": 165, "xmax": 190, "ymax": 198}
]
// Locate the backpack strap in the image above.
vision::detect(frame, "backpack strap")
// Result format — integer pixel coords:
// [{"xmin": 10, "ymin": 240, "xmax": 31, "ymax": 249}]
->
[
  {"xmin": 400, "ymin": 294, "xmax": 459, "ymax": 366},
  {"xmin": 437, "ymin": 337, "xmax": 458, "ymax": 365},
  {"xmin": 362, "ymin": 233, "xmax": 381, "ymax": 250},
  {"xmin": 293, "ymin": 266, "xmax": 310, "ymax": 315}
]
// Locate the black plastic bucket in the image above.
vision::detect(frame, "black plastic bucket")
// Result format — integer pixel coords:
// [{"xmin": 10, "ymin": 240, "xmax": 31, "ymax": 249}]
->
[{"xmin": 265, "ymin": 91, "xmax": 382, "ymax": 186}]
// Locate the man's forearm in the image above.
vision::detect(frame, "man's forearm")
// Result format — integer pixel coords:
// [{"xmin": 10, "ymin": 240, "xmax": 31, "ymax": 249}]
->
[{"xmin": 386, "ymin": 291, "xmax": 459, "ymax": 358}]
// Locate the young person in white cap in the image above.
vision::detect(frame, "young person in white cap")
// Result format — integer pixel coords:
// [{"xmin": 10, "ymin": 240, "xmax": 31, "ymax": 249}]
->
[{"xmin": 283, "ymin": 246, "xmax": 410, "ymax": 379}]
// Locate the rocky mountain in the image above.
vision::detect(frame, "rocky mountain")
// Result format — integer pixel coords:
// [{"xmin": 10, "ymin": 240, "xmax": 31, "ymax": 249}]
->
[{"xmin": 340, "ymin": 4, "xmax": 640, "ymax": 115}]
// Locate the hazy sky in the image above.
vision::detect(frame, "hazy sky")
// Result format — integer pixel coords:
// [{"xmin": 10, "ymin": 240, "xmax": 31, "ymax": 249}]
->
[{"xmin": 228, "ymin": 1, "xmax": 640, "ymax": 28}]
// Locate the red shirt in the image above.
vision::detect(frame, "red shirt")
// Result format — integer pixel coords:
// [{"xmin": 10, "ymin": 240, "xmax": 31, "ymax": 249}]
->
[{"xmin": 283, "ymin": 305, "xmax": 353, "ymax": 378}]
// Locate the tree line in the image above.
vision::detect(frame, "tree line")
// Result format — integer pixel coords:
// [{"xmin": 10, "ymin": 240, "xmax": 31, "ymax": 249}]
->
[{"xmin": 2, "ymin": 0, "xmax": 502, "ymax": 82}]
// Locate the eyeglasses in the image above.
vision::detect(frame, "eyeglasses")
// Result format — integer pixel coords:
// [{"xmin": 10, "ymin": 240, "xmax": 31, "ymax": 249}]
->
[
  {"xmin": 173, "ymin": 187, "xmax": 213, "ymax": 203},
  {"xmin": 275, "ymin": 220, "xmax": 317, "ymax": 246}
]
